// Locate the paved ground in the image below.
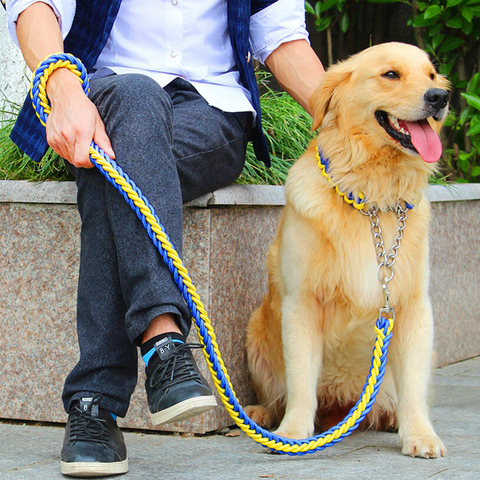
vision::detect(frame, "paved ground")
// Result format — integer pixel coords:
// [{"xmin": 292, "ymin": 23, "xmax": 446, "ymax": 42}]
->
[{"xmin": 1, "ymin": 356, "xmax": 479, "ymax": 480}]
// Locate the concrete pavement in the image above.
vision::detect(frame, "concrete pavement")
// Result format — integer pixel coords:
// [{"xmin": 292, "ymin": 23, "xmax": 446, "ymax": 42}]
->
[{"xmin": 1, "ymin": 356, "xmax": 479, "ymax": 480}]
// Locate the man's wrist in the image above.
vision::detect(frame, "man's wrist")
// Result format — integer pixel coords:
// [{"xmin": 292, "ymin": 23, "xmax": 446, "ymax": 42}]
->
[{"xmin": 45, "ymin": 66, "xmax": 84, "ymax": 99}]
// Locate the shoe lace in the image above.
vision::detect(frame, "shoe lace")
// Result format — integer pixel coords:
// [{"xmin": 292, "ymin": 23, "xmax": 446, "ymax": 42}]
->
[
  {"xmin": 150, "ymin": 343, "xmax": 204, "ymax": 390},
  {"xmin": 69, "ymin": 395, "xmax": 110, "ymax": 444}
]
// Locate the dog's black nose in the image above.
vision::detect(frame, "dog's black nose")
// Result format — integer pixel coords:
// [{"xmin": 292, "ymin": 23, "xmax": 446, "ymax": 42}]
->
[{"xmin": 424, "ymin": 88, "xmax": 449, "ymax": 111}]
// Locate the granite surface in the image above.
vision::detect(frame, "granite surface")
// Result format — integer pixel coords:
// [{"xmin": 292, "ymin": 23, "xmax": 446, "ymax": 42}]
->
[
  {"xmin": 0, "ymin": 184, "xmax": 478, "ymax": 433},
  {"xmin": 0, "ymin": 199, "xmax": 281, "ymax": 433},
  {"xmin": 429, "ymin": 200, "xmax": 480, "ymax": 366},
  {"xmin": 0, "ymin": 203, "xmax": 81, "ymax": 425}
]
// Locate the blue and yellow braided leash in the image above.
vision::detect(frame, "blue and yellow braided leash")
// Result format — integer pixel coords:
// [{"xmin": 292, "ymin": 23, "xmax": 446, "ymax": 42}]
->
[{"xmin": 31, "ymin": 53, "xmax": 394, "ymax": 455}]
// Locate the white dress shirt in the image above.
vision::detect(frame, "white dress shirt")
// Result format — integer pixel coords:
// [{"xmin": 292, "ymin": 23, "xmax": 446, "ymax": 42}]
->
[{"xmin": 6, "ymin": 0, "xmax": 309, "ymax": 115}]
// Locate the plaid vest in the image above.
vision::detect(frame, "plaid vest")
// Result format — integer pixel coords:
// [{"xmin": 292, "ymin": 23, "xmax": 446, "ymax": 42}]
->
[{"xmin": 5, "ymin": 0, "xmax": 273, "ymax": 165}]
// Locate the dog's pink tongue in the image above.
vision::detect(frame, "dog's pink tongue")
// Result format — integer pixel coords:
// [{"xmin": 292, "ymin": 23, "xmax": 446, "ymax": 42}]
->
[{"xmin": 404, "ymin": 119, "xmax": 442, "ymax": 163}]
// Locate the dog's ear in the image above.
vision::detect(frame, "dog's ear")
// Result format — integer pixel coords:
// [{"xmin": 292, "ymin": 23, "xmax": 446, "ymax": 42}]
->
[{"xmin": 310, "ymin": 68, "xmax": 352, "ymax": 131}]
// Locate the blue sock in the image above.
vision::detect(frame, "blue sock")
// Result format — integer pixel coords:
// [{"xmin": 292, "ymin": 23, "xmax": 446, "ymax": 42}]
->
[{"xmin": 142, "ymin": 348, "xmax": 156, "ymax": 367}]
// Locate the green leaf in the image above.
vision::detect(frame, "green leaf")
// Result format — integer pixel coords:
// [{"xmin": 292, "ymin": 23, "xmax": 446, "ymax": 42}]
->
[
  {"xmin": 315, "ymin": 1, "xmax": 322, "ymax": 17},
  {"xmin": 462, "ymin": 92, "xmax": 480, "ymax": 110},
  {"xmin": 446, "ymin": 16, "xmax": 463, "ymax": 27},
  {"xmin": 469, "ymin": 5, "xmax": 480, "ymax": 15},
  {"xmin": 424, "ymin": 5, "xmax": 443, "ymax": 18},
  {"xmin": 444, "ymin": 52, "xmax": 460, "ymax": 74},
  {"xmin": 439, "ymin": 56, "xmax": 458, "ymax": 76},
  {"xmin": 447, "ymin": 0, "xmax": 464, "ymax": 7},
  {"xmin": 458, "ymin": 107, "xmax": 470, "ymax": 127},
  {"xmin": 467, "ymin": 123, "xmax": 480, "ymax": 135},
  {"xmin": 458, "ymin": 157, "xmax": 470, "ymax": 173},
  {"xmin": 413, "ymin": 14, "xmax": 438, "ymax": 26},
  {"xmin": 461, "ymin": 5, "xmax": 474, "ymax": 21},
  {"xmin": 315, "ymin": 16, "xmax": 333, "ymax": 31},
  {"xmin": 324, "ymin": 0, "xmax": 338, "ymax": 10},
  {"xmin": 443, "ymin": 115, "xmax": 454, "ymax": 127},
  {"xmin": 470, "ymin": 166, "xmax": 480, "ymax": 176},
  {"xmin": 305, "ymin": 1, "xmax": 316, "ymax": 15},
  {"xmin": 462, "ymin": 18, "xmax": 473, "ymax": 33},
  {"xmin": 429, "ymin": 23, "xmax": 443, "ymax": 35},
  {"xmin": 432, "ymin": 33, "xmax": 445, "ymax": 49},
  {"xmin": 467, "ymin": 72, "xmax": 480, "ymax": 95},
  {"xmin": 439, "ymin": 36, "xmax": 465, "ymax": 52},
  {"xmin": 468, "ymin": 112, "xmax": 480, "ymax": 125},
  {"xmin": 456, "ymin": 178, "xmax": 470, "ymax": 183},
  {"xmin": 340, "ymin": 12, "xmax": 349, "ymax": 33}
]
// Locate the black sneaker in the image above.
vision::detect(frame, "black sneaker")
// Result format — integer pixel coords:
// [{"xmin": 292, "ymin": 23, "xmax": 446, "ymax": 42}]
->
[
  {"xmin": 145, "ymin": 335, "xmax": 217, "ymax": 425},
  {"xmin": 61, "ymin": 395, "xmax": 128, "ymax": 477}
]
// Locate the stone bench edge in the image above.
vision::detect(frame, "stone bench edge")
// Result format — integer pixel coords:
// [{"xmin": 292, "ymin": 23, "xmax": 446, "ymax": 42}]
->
[{"xmin": 0, "ymin": 180, "xmax": 479, "ymax": 206}]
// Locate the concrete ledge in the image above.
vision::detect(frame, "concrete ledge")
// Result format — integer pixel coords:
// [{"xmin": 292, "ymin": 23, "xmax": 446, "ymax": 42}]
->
[
  {"xmin": 1, "ymin": 180, "xmax": 479, "ymax": 433},
  {"xmin": 1, "ymin": 180, "xmax": 480, "ymax": 205},
  {"xmin": 0, "ymin": 180, "xmax": 78, "ymax": 204},
  {"xmin": 427, "ymin": 183, "xmax": 480, "ymax": 202}
]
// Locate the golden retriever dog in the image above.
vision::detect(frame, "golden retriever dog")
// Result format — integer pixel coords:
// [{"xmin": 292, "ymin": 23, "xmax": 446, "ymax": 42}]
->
[{"xmin": 245, "ymin": 42, "xmax": 449, "ymax": 458}]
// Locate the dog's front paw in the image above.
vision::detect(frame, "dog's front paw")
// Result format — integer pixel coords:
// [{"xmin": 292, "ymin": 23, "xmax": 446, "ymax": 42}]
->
[
  {"xmin": 274, "ymin": 412, "xmax": 315, "ymax": 440},
  {"xmin": 402, "ymin": 435, "xmax": 446, "ymax": 458},
  {"xmin": 274, "ymin": 430, "xmax": 303, "ymax": 440},
  {"xmin": 244, "ymin": 405, "xmax": 273, "ymax": 429},
  {"xmin": 274, "ymin": 427, "xmax": 312, "ymax": 440}
]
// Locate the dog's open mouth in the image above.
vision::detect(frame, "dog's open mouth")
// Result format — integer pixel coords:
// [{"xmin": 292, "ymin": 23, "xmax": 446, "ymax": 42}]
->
[{"xmin": 375, "ymin": 111, "xmax": 442, "ymax": 163}]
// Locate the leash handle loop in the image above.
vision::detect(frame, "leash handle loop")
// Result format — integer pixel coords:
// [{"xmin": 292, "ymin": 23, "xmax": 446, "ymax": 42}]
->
[{"xmin": 30, "ymin": 52, "xmax": 90, "ymax": 126}]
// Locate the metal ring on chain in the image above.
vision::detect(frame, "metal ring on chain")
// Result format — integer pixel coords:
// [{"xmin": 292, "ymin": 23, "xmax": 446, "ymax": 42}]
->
[
  {"xmin": 368, "ymin": 204, "xmax": 410, "ymax": 285},
  {"xmin": 31, "ymin": 52, "xmax": 396, "ymax": 455}
]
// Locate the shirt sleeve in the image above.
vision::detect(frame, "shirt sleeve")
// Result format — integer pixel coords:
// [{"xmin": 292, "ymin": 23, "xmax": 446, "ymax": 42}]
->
[
  {"xmin": 249, "ymin": 0, "xmax": 309, "ymax": 65},
  {"xmin": 5, "ymin": 0, "xmax": 75, "ymax": 47}
]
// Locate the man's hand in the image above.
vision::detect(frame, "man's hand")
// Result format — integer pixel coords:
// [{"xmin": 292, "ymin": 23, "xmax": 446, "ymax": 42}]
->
[
  {"xmin": 16, "ymin": 2, "xmax": 114, "ymax": 168},
  {"xmin": 45, "ymin": 68, "xmax": 115, "ymax": 168}
]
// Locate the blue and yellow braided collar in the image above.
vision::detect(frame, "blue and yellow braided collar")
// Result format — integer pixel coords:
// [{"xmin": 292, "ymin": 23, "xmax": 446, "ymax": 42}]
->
[{"xmin": 315, "ymin": 146, "xmax": 414, "ymax": 211}]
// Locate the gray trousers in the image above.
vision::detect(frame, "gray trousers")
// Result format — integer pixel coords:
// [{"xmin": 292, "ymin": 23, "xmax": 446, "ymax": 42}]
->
[{"xmin": 62, "ymin": 74, "xmax": 252, "ymax": 416}]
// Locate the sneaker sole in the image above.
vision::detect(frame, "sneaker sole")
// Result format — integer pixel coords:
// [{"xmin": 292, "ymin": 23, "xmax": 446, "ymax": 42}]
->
[
  {"xmin": 150, "ymin": 395, "xmax": 217, "ymax": 425},
  {"xmin": 60, "ymin": 459, "xmax": 128, "ymax": 477}
]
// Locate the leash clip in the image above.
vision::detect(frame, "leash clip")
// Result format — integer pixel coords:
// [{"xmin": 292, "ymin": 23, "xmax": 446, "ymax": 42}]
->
[{"xmin": 379, "ymin": 281, "xmax": 395, "ymax": 321}]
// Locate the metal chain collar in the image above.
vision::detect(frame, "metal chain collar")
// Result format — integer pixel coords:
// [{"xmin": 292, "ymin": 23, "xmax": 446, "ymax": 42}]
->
[
  {"xmin": 362, "ymin": 203, "xmax": 409, "ymax": 321},
  {"xmin": 315, "ymin": 142, "xmax": 411, "ymax": 321}
]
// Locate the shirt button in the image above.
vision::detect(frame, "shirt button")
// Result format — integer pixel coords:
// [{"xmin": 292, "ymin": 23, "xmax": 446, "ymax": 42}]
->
[
  {"xmin": 172, "ymin": 0, "xmax": 178, "ymax": 4},
  {"xmin": 171, "ymin": 51, "xmax": 178, "ymax": 58}
]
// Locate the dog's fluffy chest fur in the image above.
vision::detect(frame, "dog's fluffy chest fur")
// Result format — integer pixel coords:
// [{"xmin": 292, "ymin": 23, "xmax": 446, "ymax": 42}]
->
[{"xmin": 281, "ymin": 151, "xmax": 431, "ymax": 327}]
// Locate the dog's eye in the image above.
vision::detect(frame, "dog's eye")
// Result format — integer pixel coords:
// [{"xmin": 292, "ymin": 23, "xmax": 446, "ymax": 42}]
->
[
  {"xmin": 382, "ymin": 71, "xmax": 399, "ymax": 80},
  {"xmin": 430, "ymin": 73, "xmax": 435, "ymax": 80}
]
